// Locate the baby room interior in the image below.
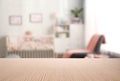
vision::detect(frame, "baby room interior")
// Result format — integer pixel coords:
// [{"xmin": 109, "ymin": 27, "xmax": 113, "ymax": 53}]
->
[
  {"xmin": 0, "ymin": 0, "xmax": 120, "ymax": 58},
  {"xmin": 0, "ymin": 0, "xmax": 120, "ymax": 81}
]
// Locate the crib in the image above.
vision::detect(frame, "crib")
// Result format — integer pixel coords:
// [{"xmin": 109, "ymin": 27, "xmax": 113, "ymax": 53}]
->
[{"xmin": 6, "ymin": 35, "xmax": 55, "ymax": 58}]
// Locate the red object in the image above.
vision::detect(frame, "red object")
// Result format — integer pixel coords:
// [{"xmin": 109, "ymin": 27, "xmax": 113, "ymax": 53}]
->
[{"xmin": 63, "ymin": 34, "xmax": 106, "ymax": 58}]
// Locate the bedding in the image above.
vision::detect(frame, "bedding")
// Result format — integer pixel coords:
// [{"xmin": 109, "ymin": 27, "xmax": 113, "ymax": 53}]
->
[
  {"xmin": 0, "ymin": 59, "xmax": 120, "ymax": 81},
  {"xmin": 6, "ymin": 35, "xmax": 54, "ymax": 51}
]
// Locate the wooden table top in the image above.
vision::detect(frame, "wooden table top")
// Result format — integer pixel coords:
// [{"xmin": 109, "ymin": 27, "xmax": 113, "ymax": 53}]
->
[{"xmin": 0, "ymin": 58, "xmax": 120, "ymax": 81}]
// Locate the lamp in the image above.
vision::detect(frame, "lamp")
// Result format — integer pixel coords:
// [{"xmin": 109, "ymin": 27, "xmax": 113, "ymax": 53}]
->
[{"xmin": 52, "ymin": 13, "xmax": 60, "ymax": 25}]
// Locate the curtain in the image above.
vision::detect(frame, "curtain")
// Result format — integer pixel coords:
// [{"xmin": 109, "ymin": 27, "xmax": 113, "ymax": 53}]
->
[{"xmin": 85, "ymin": 0, "xmax": 120, "ymax": 53}]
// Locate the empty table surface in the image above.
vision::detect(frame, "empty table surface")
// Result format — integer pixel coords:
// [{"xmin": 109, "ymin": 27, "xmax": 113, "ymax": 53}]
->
[{"xmin": 0, "ymin": 58, "xmax": 120, "ymax": 81}]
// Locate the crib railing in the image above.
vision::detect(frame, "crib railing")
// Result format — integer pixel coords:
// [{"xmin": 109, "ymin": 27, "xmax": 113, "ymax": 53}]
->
[{"xmin": 7, "ymin": 49, "xmax": 55, "ymax": 58}]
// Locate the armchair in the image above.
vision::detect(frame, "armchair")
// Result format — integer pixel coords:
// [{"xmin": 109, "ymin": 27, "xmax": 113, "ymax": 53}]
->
[{"xmin": 63, "ymin": 34, "xmax": 106, "ymax": 58}]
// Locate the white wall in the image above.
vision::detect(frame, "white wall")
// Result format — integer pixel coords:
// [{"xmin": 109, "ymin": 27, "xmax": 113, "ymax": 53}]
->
[
  {"xmin": 0, "ymin": 0, "xmax": 82, "ymax": 36},
  {"xmin": 0, "ymin": 0, "xmax": 83, "ymax": 57},
  {"xmin": 0, "ymin": 0, "xmax": 60, "ymax": 36},
  {"xmin": 85, "ymin": 0, "xmax": 120, "ymax": 53},
  {"xmin": 58, "ymin": 0, "xmax": 83, "ymax": 21}
]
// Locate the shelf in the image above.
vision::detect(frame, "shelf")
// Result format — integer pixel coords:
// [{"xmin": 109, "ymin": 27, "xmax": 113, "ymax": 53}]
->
[
  {"xmin": 55, "ymin": 24, "xmax": 70, "ymax": 38},
  {"xmin": 54, "ymin": 24, "xmax": 84, "ymax": 53},
  {"xmin": 56, "ymin": 31, "xmax": 69, "ymax": 33},
  {"xmin": 55, "ymin": 32, "xmax": 69, "ymax": 38},
  {"xmin": 58, "ymin": 24, "xmax": 69, "ymax": 27}
]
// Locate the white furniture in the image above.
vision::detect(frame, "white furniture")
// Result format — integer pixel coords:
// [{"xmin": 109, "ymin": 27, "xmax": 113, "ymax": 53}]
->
[{"xmin": 54, "ymin": 24, "xmax": 84, "ymax": 54}]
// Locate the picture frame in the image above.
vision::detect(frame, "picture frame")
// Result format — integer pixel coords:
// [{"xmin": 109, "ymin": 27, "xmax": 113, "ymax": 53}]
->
[
  {"xmin": 29, "ymin": 13, "xmax": 42, "ymax": 23},
  {"xmin": 9, "ymin": 15, "xmax": 22, "ymax": 25}
]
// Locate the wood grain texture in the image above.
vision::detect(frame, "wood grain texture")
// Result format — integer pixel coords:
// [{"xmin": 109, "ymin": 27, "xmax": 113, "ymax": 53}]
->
[{"xmin": 0, "ymin": 59, "xmax": 120, "ymax": 81}]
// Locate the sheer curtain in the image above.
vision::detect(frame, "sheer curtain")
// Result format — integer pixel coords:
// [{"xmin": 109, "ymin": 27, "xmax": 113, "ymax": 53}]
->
[{"xmin": 85, "ymin": 0, "xmax": 120, "ymax": 53}]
